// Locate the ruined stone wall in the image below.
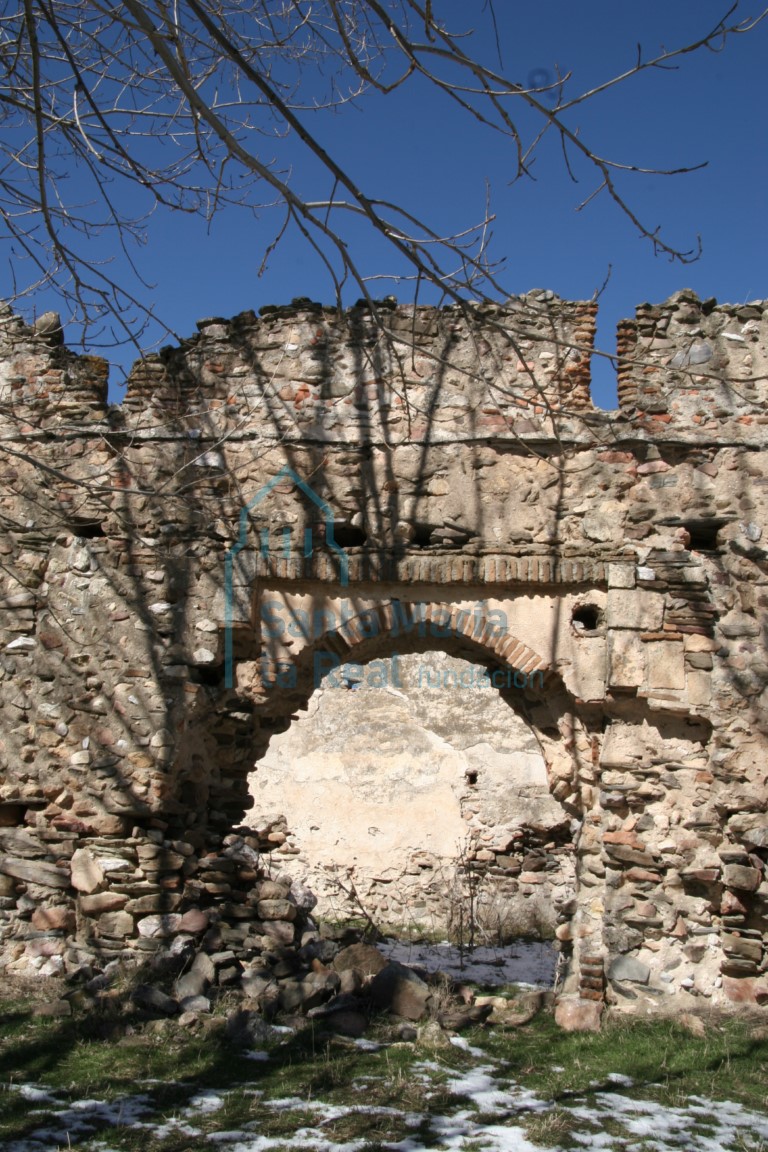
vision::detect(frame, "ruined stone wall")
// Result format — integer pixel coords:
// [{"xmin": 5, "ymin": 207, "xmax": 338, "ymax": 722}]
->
[{"xmin": 0, "ymin": 288, "xmax": 766, "ymax": 1029}]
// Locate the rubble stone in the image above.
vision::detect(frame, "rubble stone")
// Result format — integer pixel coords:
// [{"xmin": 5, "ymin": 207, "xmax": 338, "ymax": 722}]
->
[{"xmin": 368, "ymin": 962, "xmax": 432, "ymax": 1020}]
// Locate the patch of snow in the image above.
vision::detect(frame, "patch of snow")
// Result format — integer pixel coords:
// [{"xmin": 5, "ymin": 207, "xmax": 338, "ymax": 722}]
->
[
  {"xmin": 571, "ymin": 1131, "xmax": 616, "ymax": 1148},
  {"xmin": 3, "ymin": 1093, "xmax": 156, "ymax": 1152},
  {"xmin": 149, "ymin": 1119, "xmax": 201, "ymax": 1140},
  {"xmin": 462, "ymin": 1122, "xmax": 546, "ymax": 1151},
  {"xmin": 15, "ymin": 1085, "xmax": 59, "ymax": 1104},
  {"xmin": 606, "ymin": 1072, "xmax": 635, "ymax": 1086},
  {"xmin": 445, "ymin": 1065, "xmax": 548, "ymax": 1117},
  {"xmin": 186, "ymin": 1089, "xmax": 225, "ymax": 1113},
  {"xmin": 449, "ymin": 1036, "xmax": 485, "ymax": 1057},
  {"xmin": 444, "ymin": 1066, "xmax": 519, "ymax": 1114}
]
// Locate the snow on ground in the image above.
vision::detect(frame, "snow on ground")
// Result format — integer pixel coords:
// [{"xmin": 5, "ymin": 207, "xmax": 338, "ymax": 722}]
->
[
  {"xmin": 566, "ymin": 1092, "xmax": 768, "ymax": 1152},
  {"xmin": 378, "ymin": 938, "xmax": 558, "ymax": 987},
  {"xmin": 5, "ymin": 1036, "xmax": 768, "ymax": 1152}
]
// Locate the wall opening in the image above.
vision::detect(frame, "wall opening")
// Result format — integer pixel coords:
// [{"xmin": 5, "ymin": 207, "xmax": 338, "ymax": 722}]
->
[
  {"xmin": 684, "ymin": 520, "xmax": 722, "ymax": 552},
  {"xmin": 571, "ymin": 603, "xmax": 602, "ymax": 633},
  {"xmin": 329, "ymin": 522, "xmax": 368, "ymax": 548},
  {"xmin": 69, "ymin": 522, "xmax": 106, "ymax": 539},
  {"xmin": 245, "ymin": 650, "xmax": 575, "ymax": 970}
]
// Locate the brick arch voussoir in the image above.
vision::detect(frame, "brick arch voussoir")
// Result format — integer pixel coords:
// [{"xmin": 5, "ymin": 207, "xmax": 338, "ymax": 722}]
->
[
  {"xmin": 290, "ymin": 598, "xmax": 555, "ymax": 691},
  {"xmin": 246, "ymin": 598, "xmax": 584, "ymax": 829}
]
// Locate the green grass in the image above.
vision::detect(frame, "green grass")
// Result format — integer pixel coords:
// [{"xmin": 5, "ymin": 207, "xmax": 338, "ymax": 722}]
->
[
  {"xmin": 481, "ymin": 1011, "xmax": 768, "ymax": 1107},
  {"xmin": 1, "ymin": 992, "xmax": 767, "ymax": 1151}
]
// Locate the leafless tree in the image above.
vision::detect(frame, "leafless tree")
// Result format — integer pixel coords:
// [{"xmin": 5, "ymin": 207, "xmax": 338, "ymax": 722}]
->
[{"xmin": 1, "ymin": 1, "xmax": 766, "ymax": 349}]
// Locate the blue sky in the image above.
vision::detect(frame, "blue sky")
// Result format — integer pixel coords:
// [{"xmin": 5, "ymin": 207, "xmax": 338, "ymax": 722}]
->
[{"xmin": 6, "ymin": 1, "xmax": 767, "ymax": 407}]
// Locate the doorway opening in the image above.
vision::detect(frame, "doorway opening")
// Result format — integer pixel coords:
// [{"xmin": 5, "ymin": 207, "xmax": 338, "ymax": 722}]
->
[{"xmin": 246, "ymin": 651, "xmax": 575, "ymax": 985}]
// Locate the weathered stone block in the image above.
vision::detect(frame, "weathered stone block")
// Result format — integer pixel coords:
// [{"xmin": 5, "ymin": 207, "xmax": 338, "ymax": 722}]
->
[
  {"xmin": 608, "ymin": 955, "xmax": 650, "ymax": 984},
  {"xmin": 606, "ymin": 590, "xmax": 664, "ymax": 631},
  {"xmin": 70, "ymin": 848, "xmax": 105, "ymax": 894},
  {"xmin": 722, "ymin": 933, "xmax": 763, "ymax": 962},
  {"xmin": 604, "ymin": 843, "xmax": 658, "ymax": 868},
  {"xmin": 723, "ymin": 864, "xmax": 762, "ymax": 892},
  {"xmin": 178, "ymin": 908, "xmax": 210, "ymax": 934},
  {"xmin": 258, "ymin": 920, "xmax": 296, "ymax": 946},
  {"xmin": 607, "ymin": 632, "xmax": 646, "ymax": 688},
  {"xmin": 570, "ymin": 637, "xmax": 607, "ymax": 700},
  {"xmin": 743, "ymin": 826, "xmax": 768, "ymax": 850},
  {"xmin": 126, "ymin": 893, "xmax": 182, "ymax": 914},
  {"xmin": 131, "ymin": 984, "xmax": 178, "ymax": 1014},
  {"xmin": 607, "ymin": 564, "xmax": 635, "ymax": 589},
  {"xmin": 256, "ymin": 899, "xmax": 296, "ymax": 921},
  {"xmin": 686, "ymin": 670, "xmax": 713, "ymax": 706},
  {"xmin": 97, "ymin": 910, "xmax": 134, "ymax": 938},
  {"xmin": 0, "ymin": 858, "xmax": 69, "ymax": 889},
  {"xmin": 25, "ymin": 937, "xmax": 65, "ymax": 958},
  {"xmin": 368, "ymin": 962, "xmax": 431, "ymax": 1021},
  {"xmin": 554, "ymin": 996, "xmax": 603, "ymax": 1032},
  {"xmin": 332, "ymin": 943, "xmax": 388, "ymax": 977},
  {"xmin": 78, "ymin": 891, "xmax": 128, "ymax": 915},
  {"xmin": 722, "ymin": 977, "xmax": 768, "ymax": 1005},
  {"xmin": 31, "ymin": 905, "xmax": 75, "ymax": 931},
  {"xmin": 137, "ymin": 913, "xmax": 183, "ymax": 937},
  {"xmin": 648, "ymin": 641, "xmax": 685, "ymax": 690}
]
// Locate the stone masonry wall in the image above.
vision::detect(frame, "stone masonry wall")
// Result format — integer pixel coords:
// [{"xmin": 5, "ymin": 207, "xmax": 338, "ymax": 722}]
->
[{"xmin": 0, "ymin": 288, "xmax": 766, "ymax": 1029}]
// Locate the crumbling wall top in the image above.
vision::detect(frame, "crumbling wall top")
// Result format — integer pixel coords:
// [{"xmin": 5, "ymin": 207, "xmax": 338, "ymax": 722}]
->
[
  {"xmin": 2, "ymin": 291, "xmax": 767, "ymax": 448},
  {"xmin": 617, "ymin": 290, "xmax": 768, "ymax": 440}
]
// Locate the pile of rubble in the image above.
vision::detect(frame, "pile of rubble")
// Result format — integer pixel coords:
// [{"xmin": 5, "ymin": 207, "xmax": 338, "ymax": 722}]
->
[{"xmin": 32, "ymin": 923, "xmax": 547, "ymax": 1043}]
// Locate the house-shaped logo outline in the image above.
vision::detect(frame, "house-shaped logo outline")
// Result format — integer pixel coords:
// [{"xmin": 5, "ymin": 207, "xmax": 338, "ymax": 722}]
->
[{"xmin": 224, "ymin": 465, "xmax": 350, "ymax": 687}]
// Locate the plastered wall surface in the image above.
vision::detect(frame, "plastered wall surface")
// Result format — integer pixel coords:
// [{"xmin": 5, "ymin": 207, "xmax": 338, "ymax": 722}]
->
[
  {"xmin": 247, "ymin": 650, "xmax": 572, "ymax": 942},
  {"xmin": 0, "ymin": 288, "xmax": 766, "ymax": 1030}
]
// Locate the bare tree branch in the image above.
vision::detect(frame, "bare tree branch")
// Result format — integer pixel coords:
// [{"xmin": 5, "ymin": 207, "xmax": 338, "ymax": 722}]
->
[{"xmin": 1, "ymin": 1, "xmax": 762, "ymax": 350}]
